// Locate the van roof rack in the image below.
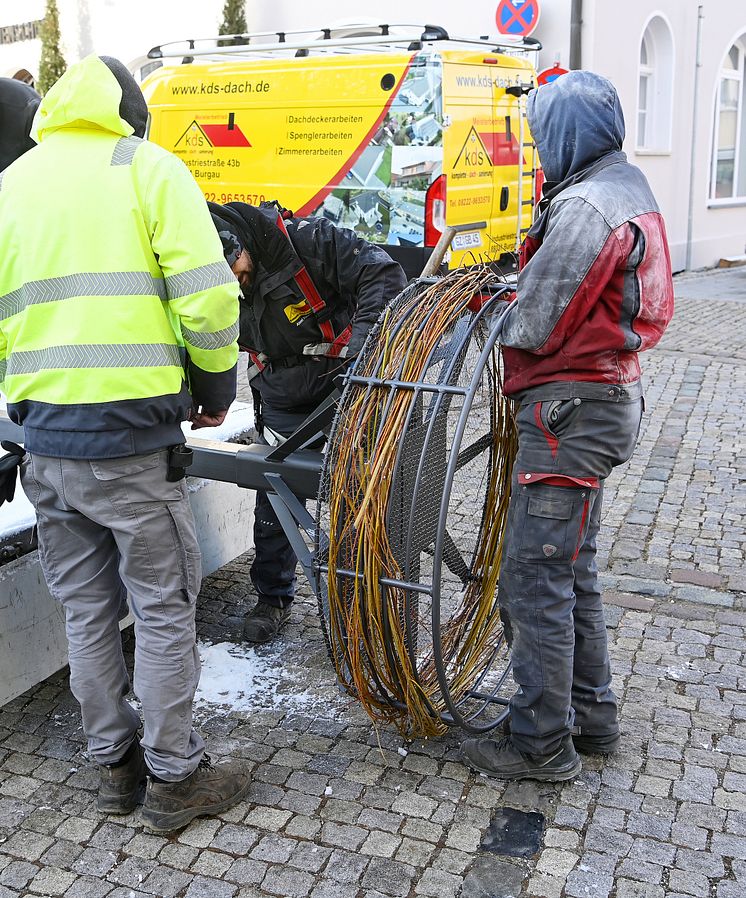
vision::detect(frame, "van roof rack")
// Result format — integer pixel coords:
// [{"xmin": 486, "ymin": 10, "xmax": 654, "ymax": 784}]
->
[{"xmin": 147, "ymin": 23, "xmax": 541, "ymax": 61}]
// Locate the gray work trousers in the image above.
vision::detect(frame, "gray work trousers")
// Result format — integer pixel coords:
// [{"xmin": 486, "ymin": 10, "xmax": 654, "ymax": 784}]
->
[
  {"xmin": 21, "ymin": 450, "xmax": 205, "ymax": 780},
  {"xmin": 499, "ymin": 394, "xmax": 644, "ymax": 755}
]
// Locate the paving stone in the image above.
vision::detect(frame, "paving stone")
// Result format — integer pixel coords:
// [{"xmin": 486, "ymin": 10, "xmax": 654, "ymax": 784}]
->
[
  {"xmin": 184, "ymin": 876, "xmax": 238, "ymax": 898},
  {"xmin": 616, "ymin": 858, "xmax": 664, "ymax": 885},
  {"xmin": 310, "ymin": 882, "xmax": 359, "ymax": 898},
  {"xmin": 40, "ymin": 838, "xmax": 83, "ymax": 868},
  {"xmin": 675, "ymin": 847, "xmax": 726, "ymax": 879},
  {"xmin": 536, "ymin": 848, "xmax": 578, "ymax": 878},
  {"xmin": 158, "ymin": 844, "xmax": 199, "ymax": 869},
  {"xmin": 395, "ymin": 836, "xmax": 437, "ymax": 868},
  {"xmin": 0, "ymin": 830, "xmax": 53, "ymax": 861},
  {"xmin": 361, "ymin": 830, "xmax": 402, "ymax": 858},
  {"xmin": 140, "ymin": 865, "xmax": 193, "ymax": 898},
  {"xmin": 108, "ymin": 856, "xmax": 159, "ymax": 888},
  {"xmin": 712, "ymin": 833, "xmax": 746, "ymax": 860},
  {"xmin": 287, "ymin": 842, "xmax": 331, "ymax": 873},
  {"xmin": 71, "ymin": 848, "xmax": 118, "ymax": 878},
  {"xmin": 284, "ymin": 814, "xmax": 322, "ymax": 840},
  {"xmin": 668, "ymin": 868, "xmax": 711, "ymax": 897},
  {"xmin": 718, "ymin": 882, "xmax": 746, "ymax": 898},
  {"xmin": 261, "ymin": 866, "xmax": 315, "ymax": 897},
  {"xmin": 432, "ymin": 847, "xmax": 472, "ymax": 875},
  {"xmin": 63, "ymin": 874, "xmax": 115, "ymax": 897},
  {"xmin": 320, "ymin": 821, "xmax": 367, "ymax": 851},
  {"xmin": 414, "ymin": 867, "xmax": 462, "ymax": 897},
  {"xmin": 615, "ymin": 881, "xmax": 665, "ymax": 898},
  {"xmin": 249, "ymin": 833, "xmax": 295, "ymax": 864},
  {"xmin": 177, "ymin": 819, "xmax": 222, "ymax": 849},
  {"xmin": 460, "ymin": 856, "xmax": 527, "ymax": 898},
  {"xmin": 190, "ymin": 848, "xmax": 233, "ymax": 878},
  {"xmin": 527, "ymin": 872, "xmax": 564, "ymax": 898},
  {"xmin": 0, "ymin": 860, "xmax": 38, "ymax": 890},
  {"xmin": 361, "ymin": 858, "xmax": 416, "ymax": 896},
  {"xmin": 391, "ymin": 792, "xmax": 438, "ymax": 819},
  {"xmin": 325, "ymin": 848, "xmax": 369, "ymax": 883}
]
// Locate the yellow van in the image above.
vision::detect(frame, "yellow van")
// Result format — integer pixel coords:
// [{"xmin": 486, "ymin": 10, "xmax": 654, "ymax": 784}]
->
[{"xmin": 142, "ymin": 25, "xmax": 541, "ymax": 277}]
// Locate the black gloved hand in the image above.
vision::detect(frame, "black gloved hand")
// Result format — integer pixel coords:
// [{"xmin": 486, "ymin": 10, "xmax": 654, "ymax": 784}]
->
[{"xmin": 0, "ymin": 441, "xmax": 25, "ymax": 506}]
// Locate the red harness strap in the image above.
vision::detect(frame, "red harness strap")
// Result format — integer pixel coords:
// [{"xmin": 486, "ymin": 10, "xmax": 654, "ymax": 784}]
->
[{"xmin": 273, "ymin": 213, "xmax": 346, "ymax": 351}]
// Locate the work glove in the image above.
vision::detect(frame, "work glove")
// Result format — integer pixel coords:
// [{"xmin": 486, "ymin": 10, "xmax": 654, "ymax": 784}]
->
[{"xmin": 0, "ymin": 441, "xmax": 25, "ymax": 507}]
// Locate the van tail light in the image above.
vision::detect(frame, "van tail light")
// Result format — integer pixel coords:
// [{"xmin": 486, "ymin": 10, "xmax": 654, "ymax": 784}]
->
[
  {"xmin": 425, "ymin": 175, "xmax": 447, "ymax": 247},
  {"xmin": 534, "ymin": 167, "xmax": 545, "ymax": 210}
]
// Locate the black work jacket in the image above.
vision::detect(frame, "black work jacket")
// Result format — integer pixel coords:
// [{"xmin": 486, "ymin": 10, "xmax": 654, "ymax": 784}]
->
[{"xmin": 221, "ymin": 203, "xmax": 406, "ymax": 409}]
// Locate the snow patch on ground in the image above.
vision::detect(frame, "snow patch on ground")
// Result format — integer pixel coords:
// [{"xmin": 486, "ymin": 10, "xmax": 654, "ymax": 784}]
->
[{"xmin": 194, "ymin": 640, "xmax": 332, "ymax": 717}]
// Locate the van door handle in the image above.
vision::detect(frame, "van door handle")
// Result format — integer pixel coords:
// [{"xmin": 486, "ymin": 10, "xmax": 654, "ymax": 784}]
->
[{"xmin": 500, "ymin": 186, "xmax": 509, "ymax": 211}]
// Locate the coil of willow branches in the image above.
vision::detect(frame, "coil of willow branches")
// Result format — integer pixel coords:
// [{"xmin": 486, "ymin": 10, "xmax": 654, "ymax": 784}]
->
[{"xmin": 315, "ymin": 268, "xmax": 518, "ymax": 738}]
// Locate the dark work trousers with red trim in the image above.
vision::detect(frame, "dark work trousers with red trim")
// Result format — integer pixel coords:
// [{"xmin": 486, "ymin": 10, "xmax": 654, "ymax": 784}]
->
[
  {"xmin": 500, "ymin": 395, "xmax": 644, "ymax": 756},
  {"xmin": 250, "ymin": 400, "xmax": 325, "ymax": 610}
]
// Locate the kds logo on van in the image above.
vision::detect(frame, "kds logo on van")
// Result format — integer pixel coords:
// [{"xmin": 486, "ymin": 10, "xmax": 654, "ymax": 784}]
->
[
  {"xmin": 175, "ymin": 115, "xmax": 251, "ymax": 149},
  {"xmin": 453, "ymin": 127, "xmax": 492, "ymax": 169},
  {"xmin": 453, "ymin": 124, "xmax": 524, "ymax": 169}
]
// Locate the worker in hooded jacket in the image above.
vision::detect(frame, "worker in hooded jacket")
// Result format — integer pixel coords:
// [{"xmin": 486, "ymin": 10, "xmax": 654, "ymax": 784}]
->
[
  {"xmin": 461, "ymin": 71, "xmax": 674, "ymax": 782},
  {"xmin": 210, "ymin": 200, "xmax": 406, "ymax": 644},
  {"xmin": 0, "ymin": 76, "xmax": 40, "ymax": 172},
  {"xmin": 0, "ymin": 55, "xmax": 250, "ymax": 833}
]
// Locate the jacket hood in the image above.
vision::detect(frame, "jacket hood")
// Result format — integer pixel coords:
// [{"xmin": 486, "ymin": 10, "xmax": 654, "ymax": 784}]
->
[
  {"xmin": 0, "ymin": 78, "xmax": 41, "ymax": 171},
  {"xmin": 32, "ymin": 54, "xmax": 147, "ymax": 143},
  {"xmin": 208, "ymin": 201, "xmax": 302, "ymax": 296},
  {"xmin": 527, "ymin": 70, "xmax": 625, "ymax": 186}
]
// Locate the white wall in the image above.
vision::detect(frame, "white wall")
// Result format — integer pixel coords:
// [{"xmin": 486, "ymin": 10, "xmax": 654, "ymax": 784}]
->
[{"xmin": 583, "ymin": 0, "xmax": 746, "ymax": 270}]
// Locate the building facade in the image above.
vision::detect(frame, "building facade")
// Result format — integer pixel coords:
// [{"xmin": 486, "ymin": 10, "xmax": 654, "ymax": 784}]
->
[{"xmin": 1, "ymin": 0, "xmax": 744, "ymax": 269}]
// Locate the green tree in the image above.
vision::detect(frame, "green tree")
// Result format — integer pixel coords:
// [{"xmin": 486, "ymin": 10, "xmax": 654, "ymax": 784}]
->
[
  {"xmin": 218, "ymin": 0, "xmax": 248, "ymax": 44},
  {"xmin": 37, "ymin": 0, "xmax": 67, "ymax": 95}
]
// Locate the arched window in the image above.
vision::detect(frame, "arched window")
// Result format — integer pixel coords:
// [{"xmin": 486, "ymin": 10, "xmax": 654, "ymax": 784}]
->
[
  {"xmin": 711, "ymin": 37, "xmax": 746, "ymax": 200},
  {"xmin": 636, "ymin": 16, "xmax": 674, "ymax": 152}
]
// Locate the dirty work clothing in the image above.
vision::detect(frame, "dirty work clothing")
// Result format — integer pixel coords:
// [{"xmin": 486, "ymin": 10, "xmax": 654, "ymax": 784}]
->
[
  {"xmin": 499, "ymin": 394, "xmax": 643, "ymax": 756},
  {"xmin": 250, "ymin": 401, "xmax": 325, "ymax": 609},
  {"xmin": 21, "ymin": 450, "xmax": 205, "ymax": 781},
  {"xmin": 209, "ymin": 202, "xmax": 406, "ymax": 408},
  {"xmin": 0, "ymin": 55, "xmax": 239, "ymax": 459},
  {"xmin": 209, "ymin": 201, "xmax": 404, "ymax": 607},
  {"xmin": 213, "ymin": 202, "xmax": 406, "ymax": 363},
  {"xmin": 499, "ymin": 71, "xmax": 674, "ymax": 397}
]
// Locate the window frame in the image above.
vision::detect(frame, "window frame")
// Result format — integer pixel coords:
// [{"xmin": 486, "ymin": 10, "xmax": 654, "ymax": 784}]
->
[
  {"xmin": 635, "ymin": 14, "xmax": 675, "ymax": 155},
  {"xmin": 709, "ymin": 37, "xmax": 746, "ymax": 204}
]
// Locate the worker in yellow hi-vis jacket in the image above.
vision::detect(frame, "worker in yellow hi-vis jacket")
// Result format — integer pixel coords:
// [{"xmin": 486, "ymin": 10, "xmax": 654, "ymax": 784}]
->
[{"xmin": 0, "ymin": 55, "xmax": 249, "ymax": 835}]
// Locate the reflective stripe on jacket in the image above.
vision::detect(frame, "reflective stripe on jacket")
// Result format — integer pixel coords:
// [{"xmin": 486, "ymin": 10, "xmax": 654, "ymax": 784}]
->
[{"xmin": 0, "ymin": 56, "xmax": 240, "ymax": 458}]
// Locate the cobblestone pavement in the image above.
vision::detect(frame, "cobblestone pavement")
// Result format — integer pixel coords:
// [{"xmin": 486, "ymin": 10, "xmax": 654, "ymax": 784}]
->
[{"xmin": 1, "ymin": 270, "xmax": 745, "ymax": 898}]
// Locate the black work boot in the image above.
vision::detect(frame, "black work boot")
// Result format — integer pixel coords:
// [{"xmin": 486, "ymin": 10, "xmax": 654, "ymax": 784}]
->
[
  {"xmin": 572, "ymin": 729, "xmax": 620, "ymax": 755},
  {"xmin": 141, "ymin": 755, "xmax": 251, "ymax": 834},
  {"xmin": 97, "ymin": 739, "xmax": 147, "ymax": 815},
  {"xmin": 243, "ymin": 598, "xmax": 291, "ymax": 644},
  {"xmin": 461, "ymin": 734, "xmax": 581, "ymax": 782}
]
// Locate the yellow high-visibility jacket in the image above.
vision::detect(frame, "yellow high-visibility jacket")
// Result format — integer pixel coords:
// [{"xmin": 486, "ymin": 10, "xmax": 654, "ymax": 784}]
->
[{"xmin": 0, "ymin": 55, "xmax": 239, "ymax": 458}]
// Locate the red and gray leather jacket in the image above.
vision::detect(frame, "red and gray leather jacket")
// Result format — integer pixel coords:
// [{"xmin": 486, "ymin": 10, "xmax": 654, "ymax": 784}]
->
[{"xmin": 500, "ymin": 72, "xmax": 674, "ymax": 400}]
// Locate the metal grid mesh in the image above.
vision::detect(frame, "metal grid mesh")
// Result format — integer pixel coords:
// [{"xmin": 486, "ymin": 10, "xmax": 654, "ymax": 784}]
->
[{"xmin": 315, "ymin": 272, "xmax": 517, "ymax": 736}]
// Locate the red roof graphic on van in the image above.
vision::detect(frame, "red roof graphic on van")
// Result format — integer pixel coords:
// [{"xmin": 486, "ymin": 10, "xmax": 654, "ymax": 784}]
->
[{"xmin": 201, "ymin": 122, "xmax": 251, "ymax": 147}]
